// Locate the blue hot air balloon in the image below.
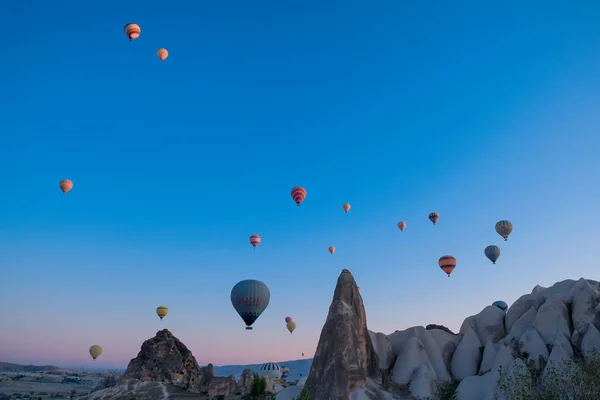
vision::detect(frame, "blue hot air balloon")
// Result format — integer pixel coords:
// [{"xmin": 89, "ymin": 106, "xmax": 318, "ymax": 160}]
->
[
  {"xmin": 493, "ymin": 301, "xmax": 508, "ymax": 311},
  {"xmin": 484, "ymin": 245, "xmax": 501, "ymax": 264},
  {"xmin": 231, "ymin": 279, "xmax": 270, "ymax": 330}
]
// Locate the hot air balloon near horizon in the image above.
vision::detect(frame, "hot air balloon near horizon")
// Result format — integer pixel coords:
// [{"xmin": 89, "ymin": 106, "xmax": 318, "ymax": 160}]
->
[
  {"xmin": 429, "ymin": 212, "xmax": 439, "ymax": 225},
  {"xmin": 156, "ymin": 306, "xmax": 168, "ymax": 320},
  {"xmin": 157, "ymin": 48, "xmax": 168, "ymax": 61},
  {"xmin": 342, "ymin": 203, "xmax": 351, "ymax": 213},
  {"xmin": 286, "ymin": 320, "xmax": 297, "ymax": 334},
  {"xmin": 492, "ymin": 300, "xmax": 508, "ymax": 311},
  {"xmin": 438, "ymin": 255, "xmax": 456, "ymax": 277},
  {"xmin": 231, "ymin": 280, "xmax": 270, "ymax": 330},
  {"xmin": 249, "ymin": 234, "xmax": 261, "ymax": 249},
  {"xmin": 328, "ymin": 246, "xmax": 335, "ymax": 255},
  {"xmin": 89, "ymin": 345, "xmax": 102, "ymax": 360},
  {"xmin": 485, "ymin": 245, "xmax": 501, "ymax": 264},
  {"xmin": 397, "ymin": 221, "xmax": 406, "ymax": 231},
  {"xmin": 59, "ymin": 179, "xmax": 73, "ymax": 194},
  {"xmin": 291, "ymin": 186, "xmax": 306, "ymax": 206},
  {"xmin": 495, "ymin": 220, "xmax": 513, "ymax": 241},
  {"xmin": 124, "ymin": 23, "xmax": 141, "ymax": 41}
]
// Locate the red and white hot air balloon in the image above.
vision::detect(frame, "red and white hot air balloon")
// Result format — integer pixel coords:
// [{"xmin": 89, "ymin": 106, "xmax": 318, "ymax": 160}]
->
[
  {"xmin": 249, "ymin": 234, "xmax": 261, "ymax": 249},
  {"xmin": 124, "ymin": 23, "xmax": 141, "ymax": 41},
  {"xmin": 291, "ymin": 186, "xmax": 306, "ymax": 206}
]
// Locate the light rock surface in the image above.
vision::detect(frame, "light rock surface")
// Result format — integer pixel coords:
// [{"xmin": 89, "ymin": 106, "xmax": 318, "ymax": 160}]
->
[{"xmin": 366, "ymin": 278, "xmax": 600, "ymax": 399}]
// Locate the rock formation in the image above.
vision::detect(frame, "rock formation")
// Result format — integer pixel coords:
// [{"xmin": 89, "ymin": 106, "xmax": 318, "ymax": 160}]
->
[
  {"xmin": 80, "ymin": 329, "xmax": 254, "ymax": 399},
  {"xmin": 365, "ymin": 278, "xmax": 600, "ymax": 399},
  {"xmin": 305, "ymin": 269, "xmax": 382, "ymax": 399}
]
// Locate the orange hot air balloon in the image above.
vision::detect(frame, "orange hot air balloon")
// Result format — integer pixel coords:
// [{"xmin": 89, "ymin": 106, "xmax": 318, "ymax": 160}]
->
[
  {"xmin": 438, "ymin": 255, "xmax": 456, "ymax": 277},
  {"xmin": 291, "ymin": 186, "xmax": 306, "ymax": 206},
  {"xmin": 249, "ymin": 234, "xmax": 261, "ymax": 249},
  {"xmin": 328, "ymin": 246, "xmax": 335, "ymax": 255},
  {"xmin": 342, "ymin": 203, "xmax": 351, "ymax": 213},
  {"xmin": 397, "ymin": 221, "xmax": 406, "ymax": 231},
  {"xmin": 59, "ymin": 179, "xmax": 73, "ymax": 194},
  {"xmin": 157, "ymin": 48, "xmax": 168, "ymax": 61},
  {"xmin": 124, "ymin": 23, "xmax": 141, "ymax": 41},
  {"xmin": 429, "ymin": 212, "xmax": 439, "ymax": 225}
]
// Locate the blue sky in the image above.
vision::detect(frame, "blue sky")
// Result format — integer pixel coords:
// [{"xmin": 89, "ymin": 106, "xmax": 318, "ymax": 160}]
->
[{"xmin": 1, "ymin": 0, "xmax": 599, "ymax": 369}]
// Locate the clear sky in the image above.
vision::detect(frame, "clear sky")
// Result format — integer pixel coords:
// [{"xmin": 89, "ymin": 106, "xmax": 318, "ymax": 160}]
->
[{"xmin": 1, "ymin": 0, "xmax": 599, "ymax": 370}]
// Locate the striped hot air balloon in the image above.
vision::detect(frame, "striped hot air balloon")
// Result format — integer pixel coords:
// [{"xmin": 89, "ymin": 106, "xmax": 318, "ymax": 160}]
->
[
  {"xmin": 397, "ymin": 221, "xmax": 406, "ymax": 231},
  {"xmin": 438, "ymin": 255, "xmax": 456, "ymax": 277},
  {"xmin": 124, "ymin": 23, "xmax": 141, "ymax": 41},
  {"xmin": 156, "ymin": 306, "xmax": 168, "ymax": 320},
  {"xmin": 290, "ymin": 186, "xmax": 306, "ymax": 206},
  {"xmin": 59, "ymin": 179, "xmax": 73, "ymax": 194},
  {"xmin": 495, "ymin": 220, "xmax": 513, "ymax": 241},
  {"xmin": 429, "ymin": 212, "xmax": 439, "ymax": 225},
  {"xmin": 484, "ymin": 245, "xmax": 501, "ymax": 264},
  {"xmin": 249, "ymin": 234, "xmax": 261, "ymax": 249}
]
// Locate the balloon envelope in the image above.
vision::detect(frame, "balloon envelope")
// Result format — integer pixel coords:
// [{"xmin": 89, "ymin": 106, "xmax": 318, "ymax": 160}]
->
[
  {"xmin": 156, "ymin": 306, "xmax": 168, "ymax": 320},
  {"xmin": 484, "ymin": 245, "xmax": 501, "ymax": 264},
  {"xmin": 89, "ymin": 345, "xmax": 102, "ymax": 360},
  {"xmin": 493, "ymin": 300, "xmax": 508, "ymax": 311},
  {"xmin": 59, "ymin": 179, "xmax": 73, "ymax": 194},
  {"xmin": 290, "ymin": 186, "xmax": 306, "ymax": 206},
  {"xmin": 495, "ymin": 220, "xmax": 513, "ymax": 241},
  {"xmin": 285, "ymin": 316, "xmax": 292, "ymax": 323},
  {"xmin": 438, "ymin": 255, "xmax": 456, "ymax": 277},
  {"xmin": 398, "ymin": 221, "xmax": 406, "ymax": 231},
  {"xmin": 429, "ymin": 212, "xmax": 439, "ymax": 225},
  {"xmin": 328, "ymin": 246, "xmax": 335, "ymax": 255},
  {"xmin": 231, "ymin": 280, "xmax": 270, "ymax": 329},
  {"xmin": 286, "ymin": 321, "xmax": 297, "ymax": 333},
  {"xmin": 124, "ymin": 23, "xmax": 141, "ymax": 41},
  {"xmin": 342, "ymin": 203, "xmax": 351, "ymax": 212}
]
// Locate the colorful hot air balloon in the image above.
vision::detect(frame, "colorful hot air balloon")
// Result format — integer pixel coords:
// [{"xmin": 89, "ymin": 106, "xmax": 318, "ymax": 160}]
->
[
  {"xmin": 492, "ymin": 300, "xmax": 508, "ymax": 311},
  {"xmin": 429, "ymin": 212, "xmax": 439, "ymax": 225},
  {"xmin": 342, "ymin": 203, "xmax": 351, "ymax": 213},
  {"xmin": 59, "ymin": 179, "xmax": 73, "ymax": 194},
  {"xmin": 156, "ymin": 306, "xmax": 168, "ymax": 320},
  {"xmin": 124, "ymin": 23, "xmax": 141, "ymax": 41},
  {"xmin": 438, "ymin": 255, "xmax": 456, "ymax": 277},
  {"xmin": 398, "ymin": 221, "xmax": 406, "ymax": 231},
  {"xmin": 495, "ymin": 220, "xmax": 513, "ymax": 241},
  {"xmin": 328, "ymin": 246, "xmax": 335, "ymax": 255},
  {"xmin": 89, "ymin": 345, "xmax": 102, "ymax": 360},
  {"xmin": 281, "ymin": 366, "xmax": 290, "ymax": 379},
  {"xmin": 157, "ymin": 48, "xmax": 168, "ymax": 61},
  {"xmin": 285, "ymin": 316, "xmax": 292, "ymax": 323},
  {"xmin": 286, "ymin": 321, "xmax": 297, "ymax": 334},
  {"xmin": 484, "ymin": 245, "xmax": 501, "ymax": 264},
  {"xmin": 249, "ymin": 234, "xmax": 261, "ymax": 249},
  {"xmin": 231, "ymin": 279, "xmax": 270, "ymax": 330},
  {"xmin": 291, "ymin": 186, "xmax": 306, "ymax": 206}
]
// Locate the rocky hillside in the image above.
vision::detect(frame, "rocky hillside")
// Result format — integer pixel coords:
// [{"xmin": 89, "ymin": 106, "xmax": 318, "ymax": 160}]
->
[
  {"xmin": 0, "ymin": 362, "xmax": 61, "ymax": 373},
  {"xmin": 79, "ymin": 329, "xmax": 258, "ymax": 399}
]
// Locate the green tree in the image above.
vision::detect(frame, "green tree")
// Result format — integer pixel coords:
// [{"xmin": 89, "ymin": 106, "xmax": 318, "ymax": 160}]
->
[
  {"xmin": 242, "ymin": 373, "xmax": 274, "ymax": 399},
  {"xmin": 496, "ymin": 349, "xmax": 600, "ymax": 400},
  {"xmin": 296, "ymin": 387, "xmax": 310, "ymax": 400}
]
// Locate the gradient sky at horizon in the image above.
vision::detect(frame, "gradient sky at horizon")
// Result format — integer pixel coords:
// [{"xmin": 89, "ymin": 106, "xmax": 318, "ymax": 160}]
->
[{"xmin": 1, "ymin": 0, "xmax": 599, "ymax": 370}]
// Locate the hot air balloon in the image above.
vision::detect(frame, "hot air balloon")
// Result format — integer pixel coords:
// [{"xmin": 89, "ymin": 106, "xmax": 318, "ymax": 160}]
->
[
  {"xmin": 59, "ymin": 179, "xmax": 73, "ymax": 194},
  {"xmin": 357, "ymin": 287, "xmax": 361, "ymax": 292},
  {"xmin": 484, "ymin": 245, "xmax": 501, "ymax": 264},
  {"xmin": 438, "ymin": 255, "xmax": 456, "ymax": 277},
  {"xmin": 156, "ymin": 306, "xmax": 168, "ymax": 320},
  {"xmin": 398, "ymin": 221, "xmax": 406, "ymax": 231},
  {"xmin": 231, "ymin": 279, "xmax": 270, "ymax": 330},
  {"xmin": 286, "ymin": 321, "xmax": 297, "ymax": 334},
  {"xmin": 124, "ymin": 23, "xmax": 141, "ymax": 41},
  {"xmin": 285, "ymin": 316, "xmax": 292, "ymax": 323},
  {"xmin": 157, "ymin": 48, "xmax": 168, "ymax": 61},
  {"xmin": 492, "ymin": 300, "xmax": 508, "ymax": 311},
  {"xmin": 249, "ymin": 234, "xmax": 261, "ymax": 249},
  {"xmin": 281, "ymin": 366, "xmax": 290, "ymax": 379},
  {"xmin": 302, "ymin": 353, "xmax": 305, "ymax": 357},
  {"xmin": 328, "ymin": 246, "xmax": 335, "ymax": 255},
  {"xmin": 429, "ymin": 212, "xmax": 439, "ymax": 225},
  {"xmin": 291, "ymin": 186, "xmax": 306, "ymax": 206},
  {"xmin": 342, "ymin": 203, "xmax": 351, "ymax": 213},
  {"xmin": 259, "ymin": 362, "xmax": 282, "ymax": 380},
  {"xmin": 495, "ymin": 220, "xmax": 513, "ymax": 241},
  {"xmin": 89, "ymin": 345, "xmax": 103, "ymax": 360}
]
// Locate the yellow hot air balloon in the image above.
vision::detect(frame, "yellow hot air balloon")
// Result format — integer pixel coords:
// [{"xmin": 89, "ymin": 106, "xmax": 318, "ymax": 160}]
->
[
  {"xmin": 89, "ymin": 345, "xmax": 103, "ymax": 360},
  {"xmin": 157, "ymin": 48, "xmax": 168, "ymax": 61},
  {"xmin": 286, "ymin": 321, "xmax": 297, "ymax": 334},
  {"xmin": 156, "ymin": 306, "xmax": 168, "ymax": 320},
  {"xmin": 328, "ymin": 246, "xmax": 335, "ymax": 255}
]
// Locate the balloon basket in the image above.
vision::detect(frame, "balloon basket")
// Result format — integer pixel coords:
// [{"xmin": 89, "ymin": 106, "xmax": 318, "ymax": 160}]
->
[{"xmin": 246, "ymin": 327, "xmax": 253, "ymax": 330}]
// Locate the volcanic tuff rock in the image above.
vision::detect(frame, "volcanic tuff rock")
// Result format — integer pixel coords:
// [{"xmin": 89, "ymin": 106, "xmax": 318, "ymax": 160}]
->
[{"xmin": 305, "ymin": 269, "xmax": 382, "ymax": 399}]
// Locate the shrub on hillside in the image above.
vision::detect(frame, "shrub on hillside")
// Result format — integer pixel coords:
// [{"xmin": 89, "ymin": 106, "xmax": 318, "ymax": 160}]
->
[{"xmin": 496, "ymin": 349, "xmax": 600, "ymax": 400}]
